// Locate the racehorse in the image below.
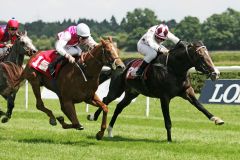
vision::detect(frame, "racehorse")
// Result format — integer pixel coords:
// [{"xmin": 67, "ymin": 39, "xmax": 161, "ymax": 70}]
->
[
  {"xmin": 0, "ymin": 32, "xmax": 37, "ymax": 123},
  {"xmin": 88, "ymin": 41, "xmax": 224, "ymax": 142},
  {"xmin": 15, "ymin": 37, "xmax": 125, "ymax": 140}
]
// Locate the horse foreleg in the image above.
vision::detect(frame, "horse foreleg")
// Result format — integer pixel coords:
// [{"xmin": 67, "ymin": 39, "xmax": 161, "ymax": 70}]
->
[
  {"xmin": 57, "ymin": 100, "xmax": 83, "ymax": 130},
  {"xmin": 1, "ymin": 93, "xmax": 16, "ymax": 123},
  {"xmin": 181, "ymin": 87, "xmax": 224, "ymax": 125},
  {"xmin": 31, "ymin": 80, "xmax": 57, "ymax": 126},
  {"xmin": 88, "ymin": 73, "xmax": 125, "ymax": 121},
  {"xmin": 88, "ymin": 91, "xmax": 122, "ymax": 121},
  {"xmin": 160, "ymin": 97, "xmax": 172, "ymax": 142},
  {"xmin": 108, "ymin": 91, "xmax": 138, "ymax": 138},
  {"xmin": 88, "ymin": 94, "xmax": 109, "ymax": 140}
]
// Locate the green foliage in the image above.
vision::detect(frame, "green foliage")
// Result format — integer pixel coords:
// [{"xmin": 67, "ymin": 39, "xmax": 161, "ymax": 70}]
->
[
  {"xmin": 125, "ymin": 27, "xmax": 146, "ymax": 51},
  {"xmin": 121, "ymin": 8, "xmax": 159, "ymax": 33},
  {"xmin": 32, "ymin": 35, "xmax": 55, "ymax": 50},
  {"xmin": 202, "ymin": 8, "xmax": 240, "ymax": 50},
  {"xmin": 175, "ymin": 16, "xmax": 202, "ymax": 41},
  {"xmin": 2, "ymin": 8, "xmax": 240, "ymax": 51}
]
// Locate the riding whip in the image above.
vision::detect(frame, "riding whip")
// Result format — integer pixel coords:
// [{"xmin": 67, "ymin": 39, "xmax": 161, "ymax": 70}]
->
[{"xmin": 74, "ymin": 62, "xmax": 87, "ymax": 82}]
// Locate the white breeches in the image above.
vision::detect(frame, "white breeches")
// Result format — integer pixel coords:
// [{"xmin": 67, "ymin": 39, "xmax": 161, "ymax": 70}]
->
[
  {"xmin": 64, "ymin": 45, "xmax": 81, "ymax": 56},
  {"xmin": 0, "ymin": 47, "xmax": 8, "ymax": 55},
  {"xmin": 55, "ymin": 40, "xmax": 82, "ymax": 56},
  {"xmin": 137, "ymin": 41, "xmax": 157, "ymax": 63}
]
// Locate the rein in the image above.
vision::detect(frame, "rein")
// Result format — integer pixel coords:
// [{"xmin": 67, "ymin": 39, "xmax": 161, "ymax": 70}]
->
[
  {"xmin": 80, "ymin": 45, "xmax": 121, "ymax": 69},
  {"xmin": 182, "ymin": 45, "xmax": 206, "ymax": 66}
]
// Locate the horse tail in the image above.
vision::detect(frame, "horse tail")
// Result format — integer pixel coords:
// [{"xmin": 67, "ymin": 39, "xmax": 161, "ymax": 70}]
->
[{"xmin": 0, "ymin": 62, "xmax": 24, "ymax": 91}]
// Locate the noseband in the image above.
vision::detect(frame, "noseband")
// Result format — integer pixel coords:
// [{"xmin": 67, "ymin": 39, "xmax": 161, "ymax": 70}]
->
[
  {"xmin": 101, "ymin": 47, "xmax": 120, "ymax": 67},
  {"xmin": 22, "ymin": 45, "xmax": 35, "ymax": 56}
]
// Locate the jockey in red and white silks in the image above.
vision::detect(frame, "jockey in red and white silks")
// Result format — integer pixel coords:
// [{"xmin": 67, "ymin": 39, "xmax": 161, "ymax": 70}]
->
[
  {"xmin": 48, "ymin": 23, "xmax": 97, "ymax": 76},
  {"xmin": 0, "ymin": 18, "xmax": 19, "ymax": 56},
  {"xmin": 55, "ymin": 23, "xmax": 97, "ymax": 63},
  {"xmin": 134, "ymin": 24, "xmax": 184, "ymax": 77}
]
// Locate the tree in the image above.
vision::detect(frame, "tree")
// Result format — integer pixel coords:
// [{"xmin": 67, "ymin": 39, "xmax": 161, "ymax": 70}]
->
[
  {"xmin": 175, "ymin": 16, "xmax": 202, "ymax": 41},
  {"xmin": 125, "ymin": 27, "xmax": 146, "ymax": 51},
  {"xmin": 202, "ymin": 8, "xmax": 240, "ymax": 50},
  {"xmin": 121, "ymin": 8, "xmax": 159, "ymax": 32}
]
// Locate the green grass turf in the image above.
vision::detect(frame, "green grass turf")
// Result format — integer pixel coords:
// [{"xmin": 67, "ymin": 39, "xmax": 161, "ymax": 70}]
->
[{"xmin": 0, "ymin": 83, "xmax": 240, "ymax": 160}]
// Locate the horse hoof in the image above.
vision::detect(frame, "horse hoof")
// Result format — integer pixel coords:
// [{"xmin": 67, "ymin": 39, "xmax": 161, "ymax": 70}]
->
[
  {"xmin": 76, "ymin": 125, "xmax": 84, "ymax": 130},
  {"xmin": 210, "ymin": 116, "xmax": 224, "ymax": 125},
  {"xmin": 96, "ymin": 131, "xmax": 104, "ymax": 140},
  {"xmin": 56, "ymin": 116, "xmax": 64, "ymax": 124},
  {"xmin": 49, "ymin": 118, "xmax": 57, "ymax": 126},
  {"xmin": 107, "ymin": 126, "xmax": 113, "ymax": 138},
  {"xmin": 87, "ymin": 114, "xmax": 95, "ymax": 121},
  {"xmin": 1, "ymin": 116, "xmax": 9, "ymax": 123}
]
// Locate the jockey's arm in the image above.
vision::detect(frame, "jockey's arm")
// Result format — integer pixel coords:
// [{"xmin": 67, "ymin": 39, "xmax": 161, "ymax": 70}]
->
[
  {"xmin": 56, "ymin": 32, "xmax": 75, "ymax": 63},
  {"xmin": 56, "ymin": 31, "xmax": 71, "ymax": 56},
  {"xmin": 85, "ymin": 36, "xmax": 98, "ymax": 49},
  {"xmin": 145, "ymin": 31, "xmax": 159, "ymax": 52},
  {"xmin": 167, "ymin": 32, "xmax": 180, "ymax": 44}
]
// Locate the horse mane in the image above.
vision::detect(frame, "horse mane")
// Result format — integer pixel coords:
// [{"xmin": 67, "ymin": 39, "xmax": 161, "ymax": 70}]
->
[
  {"xmin": 79, "ymin": 39, "xmax": 112, "ymax": 63},
  {"xmin": 0, "ymin": 62, "xmax": 23, "ymax": 89}
]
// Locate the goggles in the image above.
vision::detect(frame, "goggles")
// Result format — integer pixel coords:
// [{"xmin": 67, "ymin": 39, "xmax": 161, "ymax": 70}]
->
[
  {"xmin": 8, "ymin": 27, "xmax": 18, "ymax": 31},
  {"xmin": 79, "ymin": 36, "xmax": 89, "ymax": 40}
]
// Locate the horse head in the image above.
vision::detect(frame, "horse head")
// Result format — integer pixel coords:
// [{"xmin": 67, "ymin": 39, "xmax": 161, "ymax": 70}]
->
[
  {"xmin": 6, "ymin": 32, "xmax": 37, "ymax": 66},
  {"xmin": 100, "ymin": 37, "xmax": 125, "ymax": 70},
  {"xmin": 14, "ymin": 31, "xmax": 38, "ymax": 57},
  {"xmin": 187, "ymin": 41, "xmax": 220, "ymax": 81}
]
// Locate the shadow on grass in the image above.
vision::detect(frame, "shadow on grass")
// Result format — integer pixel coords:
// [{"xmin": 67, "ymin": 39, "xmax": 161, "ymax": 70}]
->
[
  {"xmin": 87, "ymin": 135, "xmax": 176, "ymax": 144},
  {"xmin": 17, "ymin": 138, "xmax": 96, "ymax": 147}
]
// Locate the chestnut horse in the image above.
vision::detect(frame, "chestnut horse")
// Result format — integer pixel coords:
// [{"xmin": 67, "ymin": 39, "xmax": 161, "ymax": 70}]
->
[
  {"xmin": 0, "ymin": 32, "xmax": 37, "ymax": 123},
  {"xmin": 16, "ymin": 37, "xmax": 125, "ymax": 140},
  {"xmin": 89, "ymin": 41, "xmax": 224, "ymax": 142}
]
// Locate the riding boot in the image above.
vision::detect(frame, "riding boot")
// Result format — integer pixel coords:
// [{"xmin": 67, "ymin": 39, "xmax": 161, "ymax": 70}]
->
[
  {"xmin": 48, "ymin": 55, "xmax": 65, "ymax": 77},
  {"xmin": 135, "ymin": 60, "xmax": 148, "ymax": 77}
]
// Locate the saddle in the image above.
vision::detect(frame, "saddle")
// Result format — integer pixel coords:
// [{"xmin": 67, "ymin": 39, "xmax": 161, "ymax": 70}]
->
[
  {"xmin": 126, "ymin": 59, "xmax": 149, "ymax": 80},
  {"xmin": 30, "ymin": 50, "xmax": 63, "ymax": 78},
  {"xmin": 126, "ymin": 54, "xmax": 168, "ymax": 80}
]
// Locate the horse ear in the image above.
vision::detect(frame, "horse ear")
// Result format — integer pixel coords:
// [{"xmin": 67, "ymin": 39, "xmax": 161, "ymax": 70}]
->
[
  {"xmin": 101, "ymin": 37, "xmax": 106, "ymax": 46},
  {"xmin": 24, "ymin": 30, "xmax": 28, "ymax": 36},
  {"xmin": 16, "ymin": 31, "xmax": 21, "ymax": 38},
  {"xmin": 108, "ymin": 36, "xmax": 113, "ymax": 43}
]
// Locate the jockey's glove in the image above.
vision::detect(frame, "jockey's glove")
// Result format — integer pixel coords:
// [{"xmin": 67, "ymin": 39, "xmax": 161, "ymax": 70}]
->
[
  {"xmin": 5, "ymin": 43, "xmax": 13, "ymax": 48},
  {"xmin": 177, "ymin": 40, "xmax": 187, "ymax": 48},
  {"xmin": 65, "ymin": 53, "xmax": 75, "ymax": 63},
  {"xmin": 158, "ymin": 47, "xmax": 169, "ymax": 55}
]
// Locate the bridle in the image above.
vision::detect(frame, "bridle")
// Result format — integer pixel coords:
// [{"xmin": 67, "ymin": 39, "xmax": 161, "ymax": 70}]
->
[
  {"xmin": 81, "ymin": 43, "xmax": 121, "ymax": 69},
  {"xmin": 101, "ymin": 46, "xmax": 121, "ymax": 69},
  {"xmin": 22, "ymin": 45, "xmax": 36, "ymax": 56}
]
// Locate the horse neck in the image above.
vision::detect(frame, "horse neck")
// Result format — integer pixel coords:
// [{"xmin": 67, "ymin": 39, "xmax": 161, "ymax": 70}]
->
[
  {"xmin": 84, "ymin": 46, "xmax": 104, "ymax": 76},
  {"xmin": 6, "ymin": 47, "xmax": 24, "ymax": 66},
  {"xmin": 167, "ymin": 49, "xmax": 192, "ymax": 76}
]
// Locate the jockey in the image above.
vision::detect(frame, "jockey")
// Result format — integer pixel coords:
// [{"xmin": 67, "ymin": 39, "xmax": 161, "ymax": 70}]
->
[
  {"xmin": 48, "ymin": 23, "xmax": 97, "ymax": 76},
  {"xmin": 134, "ymin": 23, "xmax": 185, "ymax": 77},
  {"xmin": 0, "ymin": 18, "xmax": 19, "ymax": 56}
]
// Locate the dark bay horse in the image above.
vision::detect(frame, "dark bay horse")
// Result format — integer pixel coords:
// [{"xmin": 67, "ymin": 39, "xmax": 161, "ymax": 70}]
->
[
  {"xmin": 16, "ymin": 37, "xmax": 125, "ymax": 140},
  {"xmin": 0, "ymin": 32, "xmax": 37, "ymax": 123},
  {"xmin": 89, "ymin": 41, "xmax": 224, "ymax": 142}
]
